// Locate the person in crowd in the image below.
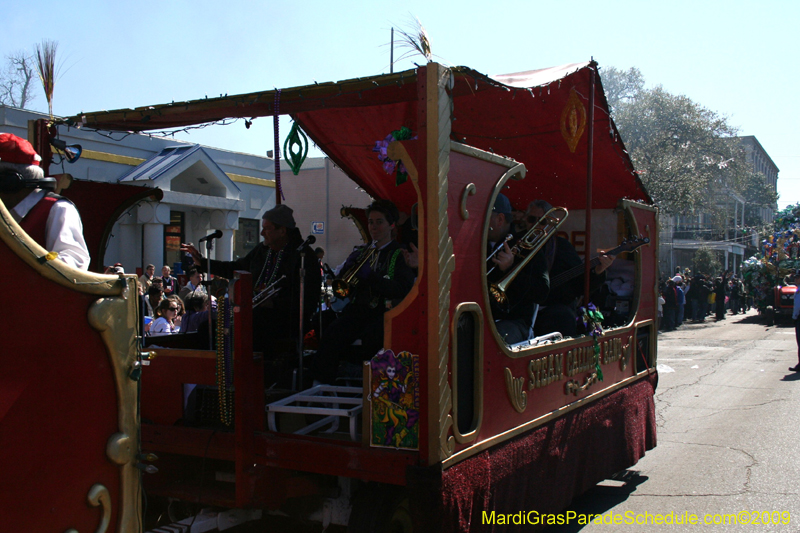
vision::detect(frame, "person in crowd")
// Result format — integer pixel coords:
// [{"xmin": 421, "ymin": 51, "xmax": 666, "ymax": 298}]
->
[
  {"xmin": 104, "ymin": 262, "xmax": 124, "ymax": 275},
  {"xmin": 139, "ymin": 264, "xmax": 155, "ymax": 291},
  {"xmin": 178, "ymin": 267, "xmax": 207, "ymax": 302},
  {"xmin": 524, "ymin": 199, "xmax": 613, "ymax": 338},
  {"xmin": 161, "ymin": 265, "xmax": 177, "ymax": 296},
  {"xmin": 151, "ymin": 298, "xmax": 182, "ymax": 335},
  {"xmin": 181, "ymin": 294, "xmax": 211, "ymax": 335},
  {"xmin": 661, "ymin": 278, "xmax": 678, "ymax": 331},
  {"xmin": 729, "ymin": 276, "xmax": 742, "ymax": 315},
  {"xmin": 309, "ymin": 199, "xmax": 414, "ymax": 384},
  {"xmin": 714, "ymin": 273, "xmax": 729, "ymax": 321},
  {"xmin": 697, "ymin": 275, "xmax": 712, "ymax": 322},
  {"xmin": 674, "ymin": 275, "xmax": 685, "ymax": 327},
  {"xmin": 791, "ymin": 271, "xmax": 800, "ymax": 372},
  {"xmin": 181, "ymin": 204, "xmax": 320, "ymax": 359},
  {"xmin": 145, "ymin": 285, "xmax": 164, "ymax": 318},
  {"xmin": 0, "ymin": 133, "xmax": 90, "ymax": 270}
]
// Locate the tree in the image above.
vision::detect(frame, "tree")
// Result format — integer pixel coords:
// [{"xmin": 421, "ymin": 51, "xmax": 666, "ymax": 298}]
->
[
  {"xmin": 693, "ymin": 246, "xmax": 722, "ymax": 277},
  {"xmin": 0, "ymin": 51, "xmax": 37, "ymax": 108},
  {"xmin": 602, "ymin": 67, "xmax": 777, "ymax": 223}
]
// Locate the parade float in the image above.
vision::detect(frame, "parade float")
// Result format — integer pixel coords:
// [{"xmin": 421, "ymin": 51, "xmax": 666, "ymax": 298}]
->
[{"xmin": 3, "ymin": 60, "xmax": 659, "ymax": 532}]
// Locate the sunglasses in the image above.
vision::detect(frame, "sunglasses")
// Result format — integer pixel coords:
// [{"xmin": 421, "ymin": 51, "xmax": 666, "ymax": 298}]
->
[
  {"xmin": 167, "ymin": 306, "xmax": 179, "ymax": 311},
  {"xmin": 526, "ymin": 215, "xmax": 539, "ymax": 224}
]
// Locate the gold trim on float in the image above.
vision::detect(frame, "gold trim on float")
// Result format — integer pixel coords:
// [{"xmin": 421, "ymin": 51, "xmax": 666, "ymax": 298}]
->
[
  {"xmin": 0, "ymin": 198, "xmax": 125, "ymax": 296},
  {"xmin": 459, "ymin": 183, "xmax": 476, "ymax": 220},
  {"xmin": 88, "ymin": 279, "xmax": 141, "ymax": 533},
  {"xmin": 420, "ymin": 64, "xmax": 457, "ymax": 464},
  {"xmin": 88, "ymin": 484, "xmax": 112, "ymax": 533},
  {"xmin": 451, "ymin": 303, "xmax": 484, "ymax": 443},
  {"xmin": 504, "ymin": 368, "xmax": 527, "ymax": 413},
  {"xmin": 63, "ymin": 484, "xmax": 111, "ymax": 533},
  {"xmin": 634, "ymin": 318, "xmax": 657, "ymax": 369},
  {"xmin": 565, "ymin": 372, "xmax": 598, "ymax": 395},
  {"xmin": 441, "ymin": 372, "xmax": 652, "ymax": 469}
]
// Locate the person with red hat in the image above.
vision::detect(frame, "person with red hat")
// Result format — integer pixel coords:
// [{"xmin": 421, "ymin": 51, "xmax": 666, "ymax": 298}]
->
[{"xmin": 0, "ymin": 133, "xmax": 90, "ymax": 270}]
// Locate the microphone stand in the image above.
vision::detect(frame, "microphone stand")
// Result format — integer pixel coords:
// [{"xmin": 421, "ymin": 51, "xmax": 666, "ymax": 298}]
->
[
  {"xmin": 297, "ymin": 249, "xmax": 306, "ymax": 390},
  {"xmin": 205, "ymin": 239, "xmax": 214, "ymax": 350}
]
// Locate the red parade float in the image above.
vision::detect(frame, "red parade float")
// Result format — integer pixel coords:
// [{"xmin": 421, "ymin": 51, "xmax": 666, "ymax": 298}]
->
[{"xmin": 1, "ymin": 60, "xmax": 658, "ymax": 532}]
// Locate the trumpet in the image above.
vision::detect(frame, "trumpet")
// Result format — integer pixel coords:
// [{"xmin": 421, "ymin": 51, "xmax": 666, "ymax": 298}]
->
[
  {"xmin": 332, "ymin": 242, "xmax": 377, "ymax": 299},
  {"xmin": 253, "ymin": 275, "xmax": 286, "ymax": 308},
  {"xmin": 489, "ymin": 207, "xmax": 568, "ymax": 308}
]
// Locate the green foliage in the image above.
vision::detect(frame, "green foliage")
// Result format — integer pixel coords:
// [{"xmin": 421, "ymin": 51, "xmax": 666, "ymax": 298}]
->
[
  {"xmin": 602, "ymin": 67, "xmax": 777, "ymax": 222},
  {"xmin": 692, "ymin": 246, "xmax": 722, "ymax": 277}
]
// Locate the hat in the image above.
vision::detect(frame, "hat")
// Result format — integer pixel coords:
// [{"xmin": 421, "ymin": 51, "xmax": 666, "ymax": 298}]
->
[
  {"xmin": 262, "ymin": 204, "xmax": 296, "ymax": 229},
  {"xmin": 672, "ymin": 275, "xmax": 682, "ymax": 283},
  {"xmin": 0, "ymin": 133, "xmax": 42, "ymax": 166},
  {"xmin": 493, "ymin": 193, "xmax": 512, "ymax": 216}
]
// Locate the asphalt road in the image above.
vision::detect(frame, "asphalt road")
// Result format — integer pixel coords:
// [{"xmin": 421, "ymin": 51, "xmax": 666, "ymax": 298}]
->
[{"xmin": 548, "ymin": 308, "xmax": 800, "ymax": 532}]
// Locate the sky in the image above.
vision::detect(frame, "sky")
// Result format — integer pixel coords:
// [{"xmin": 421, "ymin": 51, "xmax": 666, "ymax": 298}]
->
[{"xmin": 3, "ymin": 0, "xmax": 799, "ymax": 208}]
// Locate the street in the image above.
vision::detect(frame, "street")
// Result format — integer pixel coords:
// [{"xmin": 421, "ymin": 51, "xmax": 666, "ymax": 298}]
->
[{"xmin": 549, "ymin": 309, "xmax": 800, "ymax": 532}]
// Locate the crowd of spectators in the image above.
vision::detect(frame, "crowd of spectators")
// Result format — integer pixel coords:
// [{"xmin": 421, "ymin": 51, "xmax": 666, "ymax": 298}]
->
[
  {"xmin": 658, "ymin": 270, "xmax": 749, "ymax": 331},
  {"xmin": 105, "ymin": 262, "xmax": 220, "ymax": 337}
]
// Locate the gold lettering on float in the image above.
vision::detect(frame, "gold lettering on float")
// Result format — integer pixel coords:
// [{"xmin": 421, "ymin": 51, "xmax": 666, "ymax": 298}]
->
[
  {"xmin": 601, "ymin": 337, "xmax": 625, "ymax": 365},
  {"xmin": 566, "ymin": 346, "xmax": 595, "ymax": 377},
  {"xmin": 527, "ymin": 353, "xmax": 564, "ymax": 390}
]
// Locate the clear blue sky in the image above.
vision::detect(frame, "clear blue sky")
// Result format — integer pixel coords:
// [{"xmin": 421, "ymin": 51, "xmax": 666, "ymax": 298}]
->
[{"xmin": 4, "ymin": 0, "xmax": 798, "ymax": 208}]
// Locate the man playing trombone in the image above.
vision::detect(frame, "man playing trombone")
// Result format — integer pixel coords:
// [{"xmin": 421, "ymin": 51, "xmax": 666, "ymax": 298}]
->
[
  {"xmin": 181, "ymin": 204, "xmax": 321, "ymax": 361},
  {"xmin": 310, "ymin": 199, "xmax": 415, "ymax": 385},
  {"xmin": 487, "ymin": 193, "xmax": 550, "ymax": 345}
]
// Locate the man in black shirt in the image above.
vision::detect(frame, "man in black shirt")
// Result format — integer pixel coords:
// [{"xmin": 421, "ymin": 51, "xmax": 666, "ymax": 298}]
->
[
  {"xmin": 182, "ymin": 204, "xmax": 321, "ymax": 358},
  {"xmin": 487, "ymin": 194, "xmax": 550, "ymax": 344}
]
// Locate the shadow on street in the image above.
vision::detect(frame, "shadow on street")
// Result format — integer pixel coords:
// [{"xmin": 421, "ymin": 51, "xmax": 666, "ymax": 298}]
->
[{"xmin": 545, "ymin": 471, "xmax": 649, "ymax": 532}]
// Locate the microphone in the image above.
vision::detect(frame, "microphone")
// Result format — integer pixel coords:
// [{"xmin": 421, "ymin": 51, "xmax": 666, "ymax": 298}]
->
[
  {"xmin": 297, "ymin": 234, "xmax": 316, "ymax": 252},
  {"xmin": 198, "ymin": 230, "xmax": 223, "ymax": 243}
]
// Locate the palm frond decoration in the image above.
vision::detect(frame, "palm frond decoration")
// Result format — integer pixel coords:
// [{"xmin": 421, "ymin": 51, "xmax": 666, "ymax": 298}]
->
[
  {"xmin": 35, "ymin": 40, "xmax": 58, "ymax": 118},
  {"xmin": 393, "ymin": 15, "xmax": 434, "ymax": 67}
]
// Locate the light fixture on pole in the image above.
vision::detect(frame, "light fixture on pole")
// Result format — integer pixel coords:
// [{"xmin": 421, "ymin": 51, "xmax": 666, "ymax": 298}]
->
[{"xmin": 51, "ymin": 139, "xmax": 82, "ymax": 163}]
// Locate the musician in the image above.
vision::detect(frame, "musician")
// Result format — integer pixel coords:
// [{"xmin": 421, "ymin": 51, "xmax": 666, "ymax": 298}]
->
[
  {"xmin": 309, "ymin": 199, "xmax": 415, "ymax": 385},
  {"xmin": 487, "ymin": 193, "xmax": 550, "ymax": 344},
  {"xmin": 181, "ymin": 204, "xmax": 321, "ymax": 357},
  {"xmin": 525, "ymin": 200, "xmax": 614, "ymax": 338},
  {"xmin": 0, "ymin": 133, "xmax": 90, "ymax": 270}
]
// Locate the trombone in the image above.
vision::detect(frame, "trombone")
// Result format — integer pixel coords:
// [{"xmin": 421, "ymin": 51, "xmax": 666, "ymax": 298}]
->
[
  {"xmin": 332, "ymin": 242, "xmax": 378, "ymax": 299},
  {"xmin": 253, "ymin": 275, "xmax": 286, "ymax": 308},
  {"xmin": 489, "ymin": 207, "xmax": 568, "ymax": 308}
]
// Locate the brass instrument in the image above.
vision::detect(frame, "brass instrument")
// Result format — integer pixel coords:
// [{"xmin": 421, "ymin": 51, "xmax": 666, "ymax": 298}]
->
[
  {"xmin": 489, "ymin": 207, "xmax": 568, "ymax": 308},
  {"xmin": 253, "ymin": 274, "xmax": 286, "ymax": 308},
  {"xmin": 332, "ymin": 242, "xmax": 378, "ymax": 299}
]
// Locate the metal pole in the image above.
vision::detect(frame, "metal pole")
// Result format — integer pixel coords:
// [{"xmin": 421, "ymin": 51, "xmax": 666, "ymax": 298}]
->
[
  {"xmin": 583, "ymin": 64, "xmax": 596, "ymax": 303},
  {"xmin": 390, "ymin": 28, "xmax": 394, "ymax": 74},
  {"xmin": 205, "ymin": 241, "xmax": 214, "ymax": 349},
  {"xmin": 297, "ymin": 250, "xmax": 306, "ymax": 390}
]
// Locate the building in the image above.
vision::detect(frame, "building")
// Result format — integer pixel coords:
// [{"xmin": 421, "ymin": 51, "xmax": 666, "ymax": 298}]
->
[{"xmin": 739, "ymin": 135, "xmax": 779, "ymax": 224}]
